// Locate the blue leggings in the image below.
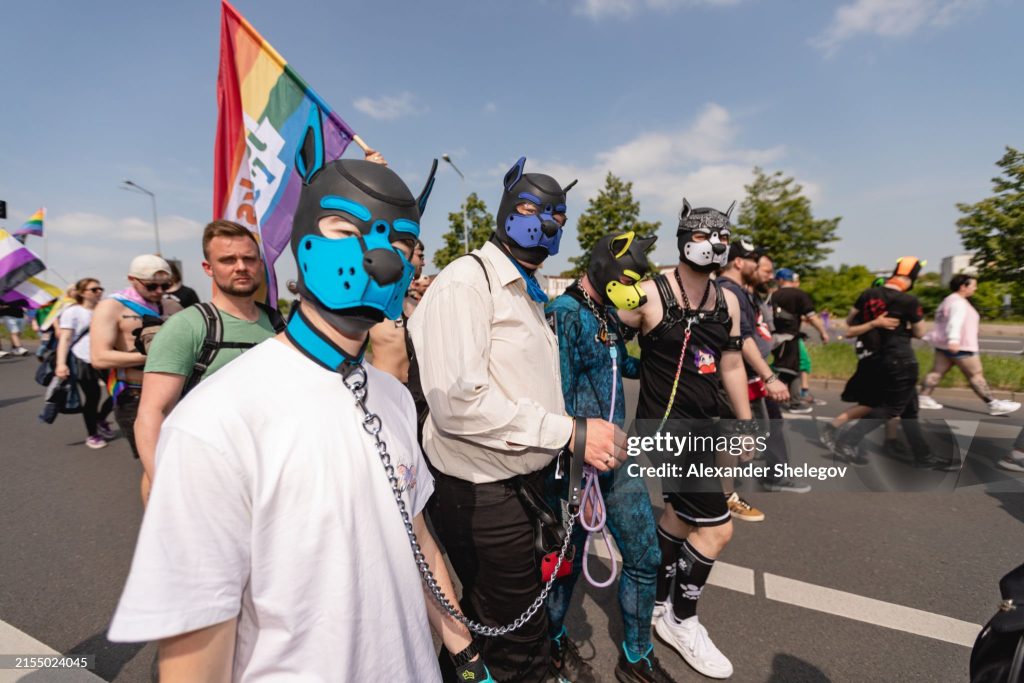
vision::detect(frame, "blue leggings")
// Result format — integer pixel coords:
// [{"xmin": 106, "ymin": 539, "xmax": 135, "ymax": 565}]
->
[{"xmin": 543, "ymin": 464, "xmax": 660, "ymax": 657}]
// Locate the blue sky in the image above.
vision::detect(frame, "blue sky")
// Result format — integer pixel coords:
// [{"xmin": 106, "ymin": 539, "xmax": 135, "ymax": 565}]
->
[{"xmin": 1, "ymin": 0, "xmax": 1021, "ymax": 296}]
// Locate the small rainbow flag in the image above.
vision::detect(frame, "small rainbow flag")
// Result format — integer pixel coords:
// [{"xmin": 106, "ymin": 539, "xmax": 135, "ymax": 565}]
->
[
  {"xmin": 106, "ymin": 371, "xmax": 126, "ymax": 403},
  {"xmin": 214, "ymin": 0, "xmax": 355, "ymax": 301},
  {"xmin": 13, "ymin": 208, "xmax": 45, "ymax": 239}
]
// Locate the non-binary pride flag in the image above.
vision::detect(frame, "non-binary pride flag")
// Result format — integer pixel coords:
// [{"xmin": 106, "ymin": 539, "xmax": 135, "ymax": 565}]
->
[
  {"xmin": 215, "ymin": 0, "xmax": 356, "ymax": 299},
  {"xmin": 0, "ymin": 227, "xmax": 45, "ymax": 295},
  {"xmin": 1, "ymin": 275, "xmax": 62, "ymax": 310},
  {"xmin": 13, "ymin": 207, "xmax": 45, "ymax": 239}
]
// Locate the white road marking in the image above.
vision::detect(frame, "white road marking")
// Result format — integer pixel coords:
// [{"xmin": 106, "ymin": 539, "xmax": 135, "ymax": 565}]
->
[
  {"xmin": 0, "ymin": 619, "xmax": 104, "ymax": 682},
  {"xmin": 763, "ymin": 573, "xmax": 981, "ymax": 647},
  {"xmin": 588, "ymin": 535, "xmax": 978, "ymax": 647},
  {"xmin": 707, "ymin": 561, "xmax": 757, "ymax": 595}
]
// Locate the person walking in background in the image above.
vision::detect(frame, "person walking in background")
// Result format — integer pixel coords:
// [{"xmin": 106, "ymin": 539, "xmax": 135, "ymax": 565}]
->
[
  {"xmin": 919, "ymin": 273, "xmax": 1020, "ymax": 416},
  {"xmin": 831, "ymin": 257, "xmax": 945, "ymax": 468},
  {"xmin": 0, "ymin": 301, "xmax": 29, "ymax": 356},
  {"xmin": 55, "ymin": 278, "xmax": 115, "ymax": 449},
  {"xmin": 90, "ymin": 255, "xmax": 175, "ymax": 500},
  {"xmin": 1000, "ymin": 428, "xmax": 1024, "ymax": 472},
  {"xmin": 164, "ymin": 261, "xmax": 201, "ymax": 309},
  {"xmin": 770, "ymin": 268, "xmax": 828, "ymax": 414}
]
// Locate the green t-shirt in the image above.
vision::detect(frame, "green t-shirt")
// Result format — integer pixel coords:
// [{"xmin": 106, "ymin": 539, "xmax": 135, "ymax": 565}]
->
[{"xmin": 145, "ymin": 305, "xmax": 278, "ymax": 382}]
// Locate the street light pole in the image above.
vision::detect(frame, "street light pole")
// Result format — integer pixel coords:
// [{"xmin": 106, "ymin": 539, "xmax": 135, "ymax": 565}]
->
[
  {"xmin": 442, "ymin": 154, "xmax": 469, "ymax": 254},
  {"xmin": 121, "ymin": 180, "xmax": 161, "ymax": 254}
]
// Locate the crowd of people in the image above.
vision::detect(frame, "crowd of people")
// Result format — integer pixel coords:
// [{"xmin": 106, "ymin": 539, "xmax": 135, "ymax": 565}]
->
[{"xmin": 3, "ymin": 143, "xmax": 1020, "ymax": 682}]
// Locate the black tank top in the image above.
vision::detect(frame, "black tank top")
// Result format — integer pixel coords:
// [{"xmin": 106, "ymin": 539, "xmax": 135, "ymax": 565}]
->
[{"xmin": 637, "ymin": 273, "xmax": 731, "ymax": 420}]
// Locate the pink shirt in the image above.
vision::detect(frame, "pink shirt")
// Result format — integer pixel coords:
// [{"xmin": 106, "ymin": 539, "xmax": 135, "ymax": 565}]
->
[{"xmin": 927, "ymin": 293, "xmax": 979, "ymax": 352}]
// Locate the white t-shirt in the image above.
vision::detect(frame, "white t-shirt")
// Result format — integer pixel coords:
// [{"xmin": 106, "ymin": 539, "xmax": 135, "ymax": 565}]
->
[
  {"xmin": 108, "ymin": 339, "xmax": 440, "ymax": 683},
  {"xmin": 58, "ymin": 305, "xmax": 92, "ymax": 362}
]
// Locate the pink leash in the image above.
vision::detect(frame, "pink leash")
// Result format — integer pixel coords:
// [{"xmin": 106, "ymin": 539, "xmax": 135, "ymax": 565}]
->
[{"xmin": 580, "ymin": 345, "xmax": 619, "ymax": 588}]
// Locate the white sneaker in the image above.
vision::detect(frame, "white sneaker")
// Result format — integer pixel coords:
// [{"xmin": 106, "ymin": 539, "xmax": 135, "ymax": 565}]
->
[
  {"xmin": 998, "ymin": 450, "xmax": 1024, "ymax": 473},
  {"xmin": 918, "ymin": 395, "xmax": 943, "ymax": 410},
  {"xmin": 654, "ymin": 613, "xmax": 733, "ymax": 679},
  {"xmin": 989, "ymin": 399, "xmax": 1022, "ymax": 416},
  {"xmin": 652, "ymin": 600, "xmax": 670, "ymax": 625},
  {"xmin": 11, "ymin": 346, "xmax": 29, "ymax": 356}
]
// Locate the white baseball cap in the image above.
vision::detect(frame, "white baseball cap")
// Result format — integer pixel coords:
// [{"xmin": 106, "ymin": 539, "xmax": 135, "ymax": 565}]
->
[{"xmin": 128, "ymin": 254, "xmax": 172, "ymax": 280}]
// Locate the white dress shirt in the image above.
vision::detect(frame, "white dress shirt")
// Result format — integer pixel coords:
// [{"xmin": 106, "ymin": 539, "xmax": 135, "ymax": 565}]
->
[{"xmin": 408, "ymin": 240, "xmax": 574, "ymax": 483}]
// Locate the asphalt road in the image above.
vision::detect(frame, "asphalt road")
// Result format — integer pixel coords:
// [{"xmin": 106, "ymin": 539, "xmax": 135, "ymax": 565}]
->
[{"xmin": 2, "ymin": 347, "xmax": 1023, "ymax": 683}]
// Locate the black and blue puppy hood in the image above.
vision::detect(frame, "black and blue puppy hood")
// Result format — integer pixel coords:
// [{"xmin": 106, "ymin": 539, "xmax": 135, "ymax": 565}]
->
[
  {"xmin": 495, "ymin": 156, "xmax": 577, "ymax": 266},
  {"xmin": 290, "ymin": 111, "xmax": 436, "ymax": 328}
]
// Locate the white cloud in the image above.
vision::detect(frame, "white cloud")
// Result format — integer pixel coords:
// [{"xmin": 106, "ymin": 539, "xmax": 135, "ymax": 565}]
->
[
  {"xmin": 530, "ymin": 103, "xmax": 793, "ymax": 215},
  {"xmin": 483, "ymin": 102, "xmax": 498, "ymax": 114},
  {"xmin": 813, "ymin": 0, "xmax": 985, "ymax": 55},
  {"xmin": 49, "ymin": 212, "xmax": 202, "ymax": 244},
  {"xmin": 352, "ymin": 92, "xmax": 421, "ymax": 121},
  {"xmin": 576, "ymin": 0, "xmax": 742, "ymax": 20}
]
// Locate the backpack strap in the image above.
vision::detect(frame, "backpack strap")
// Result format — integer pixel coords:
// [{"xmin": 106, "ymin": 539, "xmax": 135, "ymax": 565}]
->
[
  {"xmin": 461, "ymin": 252, "xmax": 496, "ymax": 326},
  {"xmin": 256, "ymin": 301, "xmax": 286, "ymax": 333},
  {"xmin": 466, "ymin": 253, "xmax": 492, "ymax": 293},
  {"xmin": 182, "ymin": 303, "xmax": 224, "ymax": 397}
]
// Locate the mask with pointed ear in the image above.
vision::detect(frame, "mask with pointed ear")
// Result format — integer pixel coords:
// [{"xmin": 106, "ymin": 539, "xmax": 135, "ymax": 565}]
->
[
  {"xmin": 295, "ymin": 110, "xmax": 325, "ymax": 184},
  {"xmin": 494, "ymin": 156, "xmax": 574, "ymax": 266},
  {"xmin": 675, "ymin": 198, "xmax": 735, "ymax": 274},
  {"xmin": 889, "ymin": 256, "xmax": 924, "ymax": 290},
  {"xmin": 586, "ymin": 230, "xmax": 658, "ymax": 310},
  {"xmin": 678, "ymin": 198, "xmax": 693, "ymax": 224},
  {"xmin": 289, "ymin": 119, "xmax": 431, "ymax": 329}
]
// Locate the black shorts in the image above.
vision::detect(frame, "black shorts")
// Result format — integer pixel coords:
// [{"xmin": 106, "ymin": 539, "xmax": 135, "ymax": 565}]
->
[
  {"xmin": 664, "ymin": 490, "xmax": 731, "ymax": 527},
  {"xmin": 114, "ymin": 388, "xmax": 142, "ymax": 459},
  {"xmin": 841, "ymin": 355, "xmax": 884, "ymax": 406},
  {"xmin": 641, "ymin": 416, "xmax": 731, "ymax": 528}
]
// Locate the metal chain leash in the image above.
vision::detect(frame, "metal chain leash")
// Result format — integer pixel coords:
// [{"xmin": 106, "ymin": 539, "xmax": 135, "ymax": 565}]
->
[
  {"xmin": 576, "ymin": 278, "xmax": 609, "ymax": 345},
  {"xmin": 342, "ymin": 363, "xmax": 579, "ymax": 637}
]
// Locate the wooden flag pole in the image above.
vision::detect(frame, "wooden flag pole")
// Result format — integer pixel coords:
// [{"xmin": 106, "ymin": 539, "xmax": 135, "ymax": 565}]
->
[{"xmin": 352, "ymin": 135, "xmax": 372, "ymax": 154}]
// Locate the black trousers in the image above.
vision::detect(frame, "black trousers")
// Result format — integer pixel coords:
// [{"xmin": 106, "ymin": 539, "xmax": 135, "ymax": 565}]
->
[
  {"xmin": 429, "ymin": 468, "xmax": 551, "ymax": 683},
  {"xmin": 77, "ymin": 361, "xmax": 113, "ymax": 437},
  {"xmin": 753, "ymin": 396, "xmax": 790, "ymax": 481}
]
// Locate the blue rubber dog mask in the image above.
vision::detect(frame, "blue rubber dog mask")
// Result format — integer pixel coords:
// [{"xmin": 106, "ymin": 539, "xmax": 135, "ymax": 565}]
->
[
  {"xmin": 495, "ymin": 157, "xmax": 577, "ymax": 266},
  {"xmin": 290, "ymin": 114, "xmax": 436, "ymax": 330}
]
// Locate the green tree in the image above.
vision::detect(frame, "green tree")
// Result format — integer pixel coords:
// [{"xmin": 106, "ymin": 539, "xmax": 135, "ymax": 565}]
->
[
  {"xmin": 913, "ymin": 272, "xmax": 946, "ymax": 317},
  {"xmin": 565, "ymin": 172, "xmax": 660, "ymax": 277},
  {"xmin": 800, "ymin": 264, "xmax": 875, "ymax": 317},
  {"xmin": 734, "ymin": 167, "xmax": 841, "ymax": 273},
  {"xmin": 956, "ymin": 146, "xmax": 1024, "ymax": 284},
  {"xmin": 433, "ymin": 193, "xmax": 494, "ymax": 270}
]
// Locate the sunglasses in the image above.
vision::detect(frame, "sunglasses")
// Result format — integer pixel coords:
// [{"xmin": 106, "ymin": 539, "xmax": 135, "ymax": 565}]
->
[
  {"xmin": 138, "ymin": 281, "xmax": 172, "ymax": 292},
  {"xmin": 86, "ymin": 287, "xmax": 105, "ymax": 293}
]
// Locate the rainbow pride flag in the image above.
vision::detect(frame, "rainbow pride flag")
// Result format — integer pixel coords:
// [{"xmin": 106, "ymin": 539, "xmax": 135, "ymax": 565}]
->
[
  {"xmin": 13, "ymin": 207, "xmax": 45, "ymax": 239},
  {"xmin": 214, "ymin": 0, "xmax": 355, "ymax": 301}
]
